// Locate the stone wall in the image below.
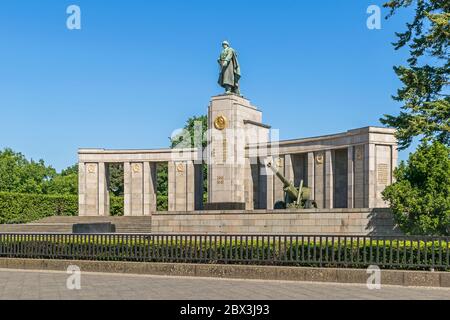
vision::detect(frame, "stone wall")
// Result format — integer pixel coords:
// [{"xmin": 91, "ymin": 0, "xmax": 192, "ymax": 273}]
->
[{"xmin": 152, "ymin": 208, "xmax": 401, "ymax": 235}]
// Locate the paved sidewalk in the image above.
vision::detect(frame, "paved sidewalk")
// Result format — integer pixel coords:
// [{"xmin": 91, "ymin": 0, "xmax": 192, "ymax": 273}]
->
[{"xmin": 0, "ymin": 269, "xmax": 448, "ymax": 300}]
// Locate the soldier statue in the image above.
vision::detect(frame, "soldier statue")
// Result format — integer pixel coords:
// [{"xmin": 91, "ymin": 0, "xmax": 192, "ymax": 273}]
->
[{"xmin": 218, "ymin": 41, "xmax": 241, "ymax": 95}]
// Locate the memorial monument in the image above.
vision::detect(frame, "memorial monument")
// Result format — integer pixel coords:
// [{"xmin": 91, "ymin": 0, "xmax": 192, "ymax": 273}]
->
[{"xmin": 76, "ymin": 41, "xmax": 399, "ymax": 235}]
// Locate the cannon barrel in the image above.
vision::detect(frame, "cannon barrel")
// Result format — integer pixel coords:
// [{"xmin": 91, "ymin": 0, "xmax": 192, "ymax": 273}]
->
[
  {"xmin": 266, "ymin": 162, "xmax": 300, "ymax": 200},
  {"xmin": 266, "ymin": 161, "xmax": 312, "ymax": 202}
]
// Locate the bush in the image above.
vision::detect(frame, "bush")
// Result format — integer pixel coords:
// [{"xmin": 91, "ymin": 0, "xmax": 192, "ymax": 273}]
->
[
  {"xmin": 0, "ymin": 192, "xmax": 78, "ymax": 224},
  {"xmin": 383, "ymin": 141, "xmax": 450, "ymax": 236},
  {"xmin": 110, "ymin": 196, "xmax": 124, "ymax": 216}
]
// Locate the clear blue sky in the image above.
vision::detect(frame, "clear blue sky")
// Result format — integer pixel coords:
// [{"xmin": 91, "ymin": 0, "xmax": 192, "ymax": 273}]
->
[{"xmin": 0, "ymin": 0, "xmax": 417, "ymax": 171}]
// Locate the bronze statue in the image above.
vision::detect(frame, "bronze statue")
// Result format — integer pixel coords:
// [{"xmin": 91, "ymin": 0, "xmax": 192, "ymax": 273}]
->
[{"xmin": 218, "ymin": 41, "xmax": 241, "ymax": 95}]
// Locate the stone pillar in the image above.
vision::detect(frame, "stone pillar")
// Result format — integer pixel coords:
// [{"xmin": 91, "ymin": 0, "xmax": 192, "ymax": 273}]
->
[
  {"xmin": 244, "ymin": 157, "xmax": 255, "ymax": 210},
  {"xmin": 143, "ymin": 162, "xmax": 157, "ymax": 215},
  {"xmin": 265, "ymin": 163, "xmax": 274, "ymax": 210},
  {"xmin": 314, "ymin": 152, "xmax": 325, "ymax": 208},
  {"xmin": 78, "ymin": 162, "xmax": 86, "ymax": 216},
  {"xmin": 284, "ymin": 154, "xmax": 294, "ymax": 184},
  {"xmin": 168, "ymin": 161, "xmax": 195, "ymax": 212},
  {"xmin": 354, "ymin": 145, "xmax": 365, "ymax": 208},
  {"xmin": 365, "ymin": 144, "xmax": 376, "ymax": 208},
  {"xmin": 347, "ymin": 146, "xmax": 355, "ymax": 209},
  {"xmin": 307, "ymin": 152, "xmax": 315, "ymax": 200},
  {"xmin": 98, "ymin": 162, "xmax": 110, "ymax": 216},
  {"xmin": 79, "ymin": 162, "xmax": 109, "ymax": 216},
  {"xmin": 123, "ymin": 162, "xmax": 132, "ymax": 216},
  {"xmin": 374, "ymin": 145, "xmax": 393, "ymax": 208},
  {"xmin": 324, "ymin": 150, "xmax": 334, "ymax": 209},
  {"xmin": 207, "ymin": 94, "xmax": 264, "ymax": 209}
]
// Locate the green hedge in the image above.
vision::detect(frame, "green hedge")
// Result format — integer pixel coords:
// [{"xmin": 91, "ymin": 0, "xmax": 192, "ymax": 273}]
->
[
  {"xmin": 0, "ymin": 192, "xmax": 169, "ymax": 223},
  {"xmin": 0, "ymin": 236, "xmax": 448, "ymax": 271},
  {"xmin": 0, "ymin": 192, "xmax": 78, "ymax": 224}
]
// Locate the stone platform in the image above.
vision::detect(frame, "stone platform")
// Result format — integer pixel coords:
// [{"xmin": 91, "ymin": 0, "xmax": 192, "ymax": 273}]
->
[{"xmin": 0, "ymin": 209, "xmax": 400, "ymax": 235}]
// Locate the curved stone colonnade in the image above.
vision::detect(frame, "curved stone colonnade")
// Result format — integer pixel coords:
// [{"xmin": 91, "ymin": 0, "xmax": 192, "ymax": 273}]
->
[
  {"xmin": 78, "ymin": 95, "xmax": 398, "ymax": 217},
  {"xmin": 78, "ymin": 148, "xmax": 203, "ymax": 216}
]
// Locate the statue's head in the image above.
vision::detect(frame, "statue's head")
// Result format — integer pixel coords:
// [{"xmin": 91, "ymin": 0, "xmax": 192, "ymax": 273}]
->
[{"xmin": 222, "ymin": 41, "xmax": 230, "ymax": 49}]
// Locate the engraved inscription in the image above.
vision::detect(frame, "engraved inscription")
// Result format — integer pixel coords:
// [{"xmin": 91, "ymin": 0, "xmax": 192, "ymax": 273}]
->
[
  {"xmin": 377, "ymin": 163, "xmax": 389, "ymax": 185},
  {"xmin": 217, "ymin": 176, "xmax": 224, "ymax": 185},
  {"xmin": 356, "ymin": 146, "xmax": 364, "ymax": 160}
]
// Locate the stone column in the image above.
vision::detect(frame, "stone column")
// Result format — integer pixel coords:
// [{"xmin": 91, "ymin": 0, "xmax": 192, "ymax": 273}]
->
[
  {"xmin": 365, "ymin": 144, "xmax": 376, "ymax": 208},
  {"xmin": 314, "ymin": 152, "xmax": 325, "ymax": 208},
  {"xmin": 307, "ymin": 152, "xmax": 315, "ymax": 200},
  {"xmin": 168, "ymin": 161, "xmax": 195, "ymax": 212},
  {"xmin": 98, "ymin": 162, "xmax": 110, "ymax": 216},
  {"xmin": 78, "ymin": 162, "xmax": 86, "ymax": 216},
  {"xmin": 143, "ymin": 162, "xmax": 157, "ymax": 216},
  {"xmin": 79, "ymin": 162, "xmax": 109, "ymax": 216},
  {"xmin": 244, "ymin": 158, "xmax": 255, "ymax": 210},
  {"xmin": 124, "ymin": 162, "xmax": 131, "ymax": 216},
  {"xmin": 347, "ymin": 146, "xmax": 354, "ymax": 209},
  {"xmin": 324, "ymin": 150, "xmax": 334, "ymax": 209},
  {"xmin": 284, "ymin": 154, "xmax": 294, "ymax": 184},
  {"xmin": 265, "ymin": 164, "xmax": 274, "ymax": 210},
  {"xmin": 354, "ymin": 145, "xmax": 365, "ymax": 208}
]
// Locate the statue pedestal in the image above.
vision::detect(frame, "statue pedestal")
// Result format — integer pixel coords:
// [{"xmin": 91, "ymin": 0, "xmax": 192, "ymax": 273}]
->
[{"xmin": 206, "ymin": 94, "xmax": 270, "ymax": 210}]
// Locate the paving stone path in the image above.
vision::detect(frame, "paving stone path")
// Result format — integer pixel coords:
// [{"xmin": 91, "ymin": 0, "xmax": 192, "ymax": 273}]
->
[{"xmin": 0, "ymin": 269, "xmax": 448, "ymax": 300}]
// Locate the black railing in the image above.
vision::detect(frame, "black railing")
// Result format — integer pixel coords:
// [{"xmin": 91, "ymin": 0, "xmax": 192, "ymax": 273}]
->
[{"xmin": 0, "ymin": 233, "xmax": 449, "ymax": 270}]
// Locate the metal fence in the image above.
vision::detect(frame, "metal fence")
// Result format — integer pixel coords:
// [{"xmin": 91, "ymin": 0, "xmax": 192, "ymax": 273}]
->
[{"xmin": 0, "ymin": 233, "xmax": 449, "ymax": 270}]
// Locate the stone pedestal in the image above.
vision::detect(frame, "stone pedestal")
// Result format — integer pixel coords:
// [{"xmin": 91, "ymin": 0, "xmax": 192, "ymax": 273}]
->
[{"xmin": 207, "ymin": 94, "xmax": 269, "ymax": 210}]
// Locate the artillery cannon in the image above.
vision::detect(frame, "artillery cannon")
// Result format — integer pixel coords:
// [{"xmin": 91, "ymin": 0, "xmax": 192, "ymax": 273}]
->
[{"xmin": 265, "ymin": 160, "xmax": 317, "ymax": 209}]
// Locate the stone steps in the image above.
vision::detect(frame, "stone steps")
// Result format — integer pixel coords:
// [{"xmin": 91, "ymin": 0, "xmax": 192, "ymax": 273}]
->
[{"xmin": 0, "ymin": 216, "xmax": 152, "ymax": 234}]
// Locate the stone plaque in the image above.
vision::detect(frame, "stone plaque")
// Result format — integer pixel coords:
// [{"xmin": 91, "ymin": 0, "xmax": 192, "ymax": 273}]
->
[
  {"xmin": 223, "ymin": 138, "xmax": 228, "ymax": 163},
  {"xmin": 377, "ymin": 163, "xmax": 389, "ymax": 185},
  {"xmin": 356, "ymin": 146, "xmax": 364, "ymax": 160},
  {"xmin": 217, "ymin": 176, "xmax": 224, "ymax": 185}
]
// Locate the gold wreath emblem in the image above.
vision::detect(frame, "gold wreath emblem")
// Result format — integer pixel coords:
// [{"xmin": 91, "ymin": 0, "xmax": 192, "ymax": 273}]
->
[
  {"xmin": 214, "ymin": 115, "xmax": 228, "ymax": 130},
  {"xmin": 132, "ymin": 164, "xmax": 141, "ymax": 173},
  {"xmin": 87, "ymin": 164, "xmax": 96, "ymax": 174},
  {"xmin": 275, "ymin": 158, "xmax": 283, "ymax": 168},
  {"xmin": 316, "ymin": 153, "xmax": 324, "ymax": 164},
  {"xmin": 176, "ymin": 163, "xmax": 185, "ymax": 173}
]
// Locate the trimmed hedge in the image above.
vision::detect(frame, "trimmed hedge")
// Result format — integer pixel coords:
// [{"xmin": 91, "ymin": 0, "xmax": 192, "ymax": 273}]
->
[
  {"xmin": 0, "ymin": 236, "xmax": 448, "ymax": 271},
  {"xmin": 0, "ymin": 192, "xmax": 78, "ymax": 224},
  {"xmin": 0, "ymin": 192, "xmax": 169, "ymax": 223}
]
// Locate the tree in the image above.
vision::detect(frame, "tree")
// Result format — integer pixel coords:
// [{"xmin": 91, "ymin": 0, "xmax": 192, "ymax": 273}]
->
[
  {"xmin": 170, "ymin": 115, "xmax": 208, "ymax": 149},
  {"xmin": 45, "ymin": 164, "xmax": 78, "ymax": 195},
  {"xmin": 380, "ymin": 0, "xmax": 449, "ymax": 150},
  {"xmin": 0, "ymin": 148, "xmax": 56, "ymax": 194},
  {"xmin": 382, "ymin": 141, "xmax": 450, "ymax": 235}
]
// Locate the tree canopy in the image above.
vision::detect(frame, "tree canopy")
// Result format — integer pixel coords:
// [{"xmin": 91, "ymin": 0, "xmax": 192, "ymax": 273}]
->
[
  {"xmin": 0, "ymin": 148, "xmax": 77, "ymax": 195},
  {"xmin": 380, "ymin": 0, "xmax": 449, "ymax": 150},
  {"xmin": 382, "ymin": 141, "xmax": 449, "ymax": 235}
]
